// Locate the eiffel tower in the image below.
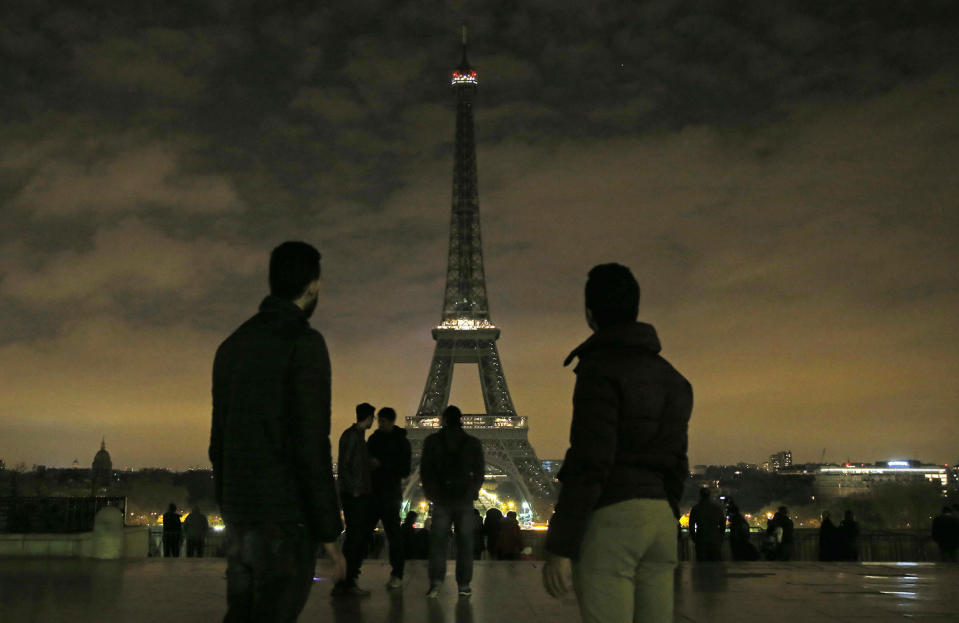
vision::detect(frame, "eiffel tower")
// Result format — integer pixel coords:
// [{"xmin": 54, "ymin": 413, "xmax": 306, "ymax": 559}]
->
[{"xmin": 404, "ymin": 30, "xmax": 556, "ymax": 521}]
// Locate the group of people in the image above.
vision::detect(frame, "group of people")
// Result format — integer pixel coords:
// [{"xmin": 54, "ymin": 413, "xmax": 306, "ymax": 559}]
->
[
  {"xmin": 688, "ymin": 489, "xmax": 864, "ymax": 562},
  {"xmin": 209, "ymin": 243, "xmax": 692, "ymax": 623},
  {"xmin": 160, "ymin": 502, "xmax": 210, "ymax": 558}
]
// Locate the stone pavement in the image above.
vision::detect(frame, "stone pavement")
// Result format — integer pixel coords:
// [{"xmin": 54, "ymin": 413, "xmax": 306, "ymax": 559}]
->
[{"xmin": 1, "ymin": 558, "xmax": 957, "ymax": 622}]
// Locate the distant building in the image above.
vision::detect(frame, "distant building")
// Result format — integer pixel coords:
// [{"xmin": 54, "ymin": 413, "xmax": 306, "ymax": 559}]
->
[
  {"xmin": 91, "ymin": 438, "xmax": 113, "ymax": 494},
  {"xmin": 768, "ymin": 450, "xmax": 793, "ymax": 472},
  {"xmin": 814, "ymin": 460, "xmax": 948, "ymax": 498}
]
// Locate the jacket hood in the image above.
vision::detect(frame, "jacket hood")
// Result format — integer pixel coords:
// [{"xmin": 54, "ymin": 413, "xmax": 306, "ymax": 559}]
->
[{"xmin": 564, "ymin": 321, "xmax": 661, "ymax": 367}]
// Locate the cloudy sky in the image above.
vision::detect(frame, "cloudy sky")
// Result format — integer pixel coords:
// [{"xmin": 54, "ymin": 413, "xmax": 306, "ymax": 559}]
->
[{"xmin": 1, "ymin": 0, "xmax": 958, "ymax": 470}]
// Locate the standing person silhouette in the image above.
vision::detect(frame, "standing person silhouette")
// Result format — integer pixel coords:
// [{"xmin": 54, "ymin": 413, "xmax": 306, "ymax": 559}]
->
[
  {"xmin": 543, "ymin": 263, "xmax": 692, "ymax": 623},
  {"xmin": 366, "ymin": 406, "xmax": 412, "ymax": 589},
  {"xmin": 333, "ymin": 403, "xmax": 376, "ymax": 597},
  {"xmin": 162, "ymin": 503, "xmax": 182, "ymax": 558},
  {"xmin": 420, "ymin": 405, "xmax": 485, "ymax": 598},
  {"xmin": 183, "ymin": 506, "xmax": 209, "ymax": 558},
  {"xmin": 689, "ymin": 488, "xmax": 725, "ymax": 561},
  {"xmin": 210, "ymin": 241, "xmax": 345, "ymax": 622}
]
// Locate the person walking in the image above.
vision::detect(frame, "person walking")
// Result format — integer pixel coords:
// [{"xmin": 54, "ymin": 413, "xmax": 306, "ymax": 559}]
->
[
  {"xmin": 689, "ymin": 488, "xmax": 725, "ymax": 562},
  {"xmin": 333, "ymin": 403, "xmax": 376, "ymax": 597},
  {"xmin": 183, "ymin": 506, "xmax": 209, "ymax": 558},
  {"xmin": 543, "ymin": 263, "xmax": 693, "ymax": 623},
  {"xmin": 210, "ymin": 241, "xmax": 346, "ymax": 622},
  {"xmin": 162, "ymin": 503, "xmax": 183, "ymax": 558},
  {"xmin": 931, "ymin": 506, "xmax": 959, "ymax": 562},
  {"xmin": 838, "ymin": 510, "xmax": 860, "ymax": 561},
  {"xmin": 420, "ymin": 405, "xmax": 485, "ymax": 598},
  {"xmin": 366, "ymin": 406, "xmax": 412, "ymax": 589}
]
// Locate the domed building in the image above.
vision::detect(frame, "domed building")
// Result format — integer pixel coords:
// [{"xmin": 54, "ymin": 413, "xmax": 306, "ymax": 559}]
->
[{"xmin": 91, "ymin": 438, "xmax": 113, "ymax": 494}]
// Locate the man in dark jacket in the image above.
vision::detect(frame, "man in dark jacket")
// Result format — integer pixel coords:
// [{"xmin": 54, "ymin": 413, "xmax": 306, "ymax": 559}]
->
[
  {"xmin": 931, "ymin": 506, "xmax": 959, "ymax": 562},
  {"xmin": 420, "ymin": 405, "xmax": 485, "ymax": 598},
  {"xmin": 210, "ymin": 241, "xmax": 345, "ymax": 622},
  {"xmin": 366, "ymin": 406, "xmax": 412, "ymax": 589},
  {"xmin": 543, "ymin": 263, "xmax": 692, "ymax": 623},
  {"xmin": 183, "ymin": 506, "xmax": 209, "ymax": 558},
  {"xmin": 333, "ymin": 402, "xmax": 375, "ymax": 596},
  {"xmin": 162, "ymin": 503, "xmax": 182, "ymax": 558},
  {"xmin": 689, "ymin": 488, "xmax": 725, "ymax": 561}
]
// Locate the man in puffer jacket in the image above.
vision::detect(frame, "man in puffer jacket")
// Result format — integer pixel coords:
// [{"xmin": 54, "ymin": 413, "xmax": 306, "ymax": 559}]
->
[{"xmin": 543, "ymin": 263, "xmax": 692, "ymax": 623}]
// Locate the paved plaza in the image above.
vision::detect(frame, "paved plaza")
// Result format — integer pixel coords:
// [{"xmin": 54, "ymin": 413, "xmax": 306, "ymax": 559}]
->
[{"xmin": 1, "ymin": 558, "xmax": 958, "ymax": 622}]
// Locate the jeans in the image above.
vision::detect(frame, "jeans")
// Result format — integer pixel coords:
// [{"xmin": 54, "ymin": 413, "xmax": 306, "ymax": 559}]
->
[
  {"xmin": 573, "ymin": 498, "xmax": 677, "ymax": 623},
  {"xmin": 428, "ymin": 502, "xmax": 475, "ymax": 587},
  {"xmin": 370, "ymin": 495, "xmax": 405, "ymax": 578},
  {"xmin": 223, "ymin": 522, "xmax": 317, "ymax": 623},
  {"xmin": 341, "ymin": 494, "xmax": 373, "ymax": 585}
]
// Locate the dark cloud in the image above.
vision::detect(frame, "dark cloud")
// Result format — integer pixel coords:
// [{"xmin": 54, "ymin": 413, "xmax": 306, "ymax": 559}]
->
[{"xmin": 1, "ymin": 1, "xmax": 958, "ymax": 467}]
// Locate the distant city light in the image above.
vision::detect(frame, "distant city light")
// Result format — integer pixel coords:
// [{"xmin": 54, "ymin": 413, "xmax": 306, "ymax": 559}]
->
[{"xmin": 436, "ymin": 318, "xmax": 495, "ymax": 330}]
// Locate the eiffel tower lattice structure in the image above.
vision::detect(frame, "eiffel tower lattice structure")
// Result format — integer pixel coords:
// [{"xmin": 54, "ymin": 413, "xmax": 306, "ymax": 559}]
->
[{"xmin": 404, "ymin": 30, "xmax": 556, "ymax": 522}]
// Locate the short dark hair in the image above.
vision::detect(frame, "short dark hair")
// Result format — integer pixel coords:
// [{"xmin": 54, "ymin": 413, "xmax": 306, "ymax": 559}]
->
[
  {"xmin": 585, "ymin": 263, "xmax": 639, "ymax": 329},
  {"xmin": 356, "ymin": 402, "xmax": 375, "ymax": 421},
  {"xmin": 699, "ymin": 488, "xmax": 711, "ymax": 499},
  {"xmin": 269, "ymin": 241, "xmax": 321, "ymax": 300},
  {"xmin": 377, "ymin": 407, "xmax": 397, "ymax": 422},
  {"xmin": 442, "ymin": 405, "xmax": 462, "ymax": 428}
]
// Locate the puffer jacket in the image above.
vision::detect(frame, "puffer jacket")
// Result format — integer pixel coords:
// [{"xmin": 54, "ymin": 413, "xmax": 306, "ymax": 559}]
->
[
  {"xmin": 209, "ymin": 296, "xmax": 342, "ymax": 543},
  {"xmin": 545, "ymin": 321, "xmax": 692, "ymax": 559}
]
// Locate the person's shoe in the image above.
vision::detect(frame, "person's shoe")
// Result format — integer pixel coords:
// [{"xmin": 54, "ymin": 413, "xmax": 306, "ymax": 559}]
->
[
  {"xmin": 386, "ymin": 575, "xmax": 404, "ymax": 590},
  {"xmin": 426, "ymin": 584, "xmax": 441, "ymax": 598},
  {"xmin": 457, "ymin": 585, "xmax": 472, "ymax": 597}
]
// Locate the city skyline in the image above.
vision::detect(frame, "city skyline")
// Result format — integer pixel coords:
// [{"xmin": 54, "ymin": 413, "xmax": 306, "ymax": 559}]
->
[{"xmin": 1, "ymin": 3, "xmax": 958, "ymax": 469}]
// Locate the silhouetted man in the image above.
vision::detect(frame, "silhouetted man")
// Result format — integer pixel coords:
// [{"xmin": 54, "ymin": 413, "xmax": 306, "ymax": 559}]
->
[
  {"xmin": 932, "ymin": 506, "xmax": 959, "ymax": 562},
  {"xmin": 184, "ymin": 506, "xmax": 209, "ymax": 557},
  {"xmin": 689, "ymin": 488, "xmax": 725, "ymax": 561},
  {"xmin": 819, "ymin": 511, "xmax": 839, "ymax": 561},
  {"xmin": 210, "ymin": 241, "xmax": 345, "ymax": 622},
  {"xmin": 366, "ymin": 406, "xmax": 412, "ymax": 589},
  {"xmin": 727, "ymin": 504, "xmax": 758, "ymax": 561},
  {"xmin": 162, "ymin": 503, "xmax": 182, "ymax": 558},
  {"xmin": 765, "ymin": 506, "xmax": 795, "ymax": 561},
  {"xmin": 333, "ymin": 402, "xmax": 376, "ymax": 596},
  {"xmin": 543, "ymin": 263, "xmax": 692, "ymax": 623},
  {"xmin": 838, "ymin": 509, "xmax": 859, "ymax": 561},
  {"xmin": 421, "ymin": 405, "xmax": 485, "ymax": 598}
]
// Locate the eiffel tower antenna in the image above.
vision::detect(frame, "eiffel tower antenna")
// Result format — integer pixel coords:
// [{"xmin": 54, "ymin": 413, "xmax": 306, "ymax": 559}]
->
[{"xmin": 404, "ymin": 31, "xmax": 556, "ymax": 521}]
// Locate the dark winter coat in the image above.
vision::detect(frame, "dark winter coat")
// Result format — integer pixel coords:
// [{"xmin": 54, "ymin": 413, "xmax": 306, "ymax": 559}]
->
[
  {"xmin": 338, "ymin": 424, "xmax": 372, "ymax": 497},
  {"xmin": 162, "ymin": 511, "xmax": 182, "ymax": 534},
  {"xmin": 546, "ymin": 322, "xmax": 693, "ymax": 560},
  {"xmin": 690, "ymin": 499, "xmax": 725, "ymax": 545},
  {"xmin": 420, "ymin": 426, "xmax": 485, "ymax": 506},
  {"xmin": 367, "ymin": 426, "xmax": 412, "ymax": 500},
  {"xmin": 209, "ymin": 296, "xmax": 342, "ymax": 543}
]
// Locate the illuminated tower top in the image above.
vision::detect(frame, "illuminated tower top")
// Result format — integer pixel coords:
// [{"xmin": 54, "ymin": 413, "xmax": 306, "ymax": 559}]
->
[{"xmin": 439, "ymin": 25, "xmax": 491, "ymax": 330}]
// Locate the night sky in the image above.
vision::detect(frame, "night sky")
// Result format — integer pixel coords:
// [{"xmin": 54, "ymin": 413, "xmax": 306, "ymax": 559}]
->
[{"xmin": 2, "ymin": 1, "xmax": 958, "ymax": 470}]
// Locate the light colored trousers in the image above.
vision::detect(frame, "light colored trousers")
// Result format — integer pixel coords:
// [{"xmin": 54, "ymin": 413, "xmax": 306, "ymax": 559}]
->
[{"xmin": 573, "ymin": 498, "xmax": 677, "ymax": 623}]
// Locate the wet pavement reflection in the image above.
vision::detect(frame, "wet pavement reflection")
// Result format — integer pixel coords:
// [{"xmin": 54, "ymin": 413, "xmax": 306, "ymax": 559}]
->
[{"xmin": 1, "ymin": 559, "xmax": 957, "ymax": 622}]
